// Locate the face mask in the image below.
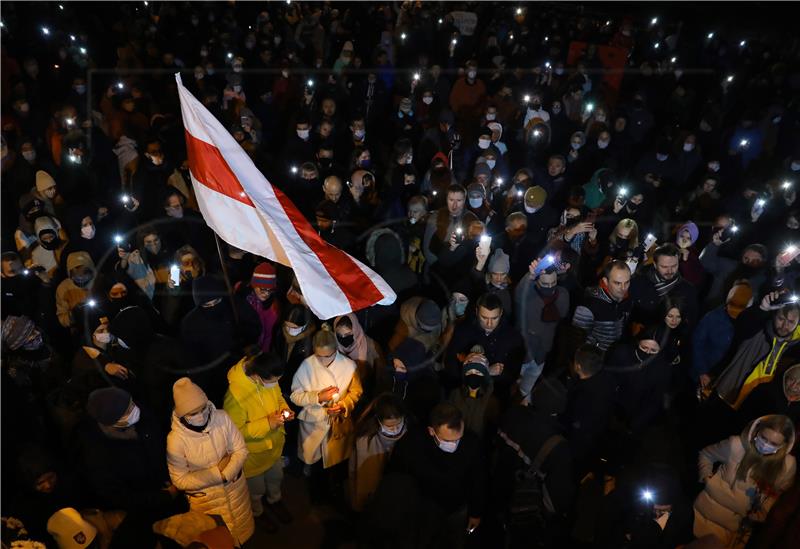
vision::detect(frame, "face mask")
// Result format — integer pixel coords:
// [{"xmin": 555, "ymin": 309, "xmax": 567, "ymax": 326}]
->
[
  {"xmin": 792, "ymin": 162, "xmax": 800, "ymax": 172},
  {"xmin": 596, "ymin": 114, "xmax": 607, "ymax": 123},
  {"xmin": 465, "ymin": 374, "xmax": 483, "ymax": 391},
  {"xmin": 185, "ymin": 406, "xmax": 209, "ymax": 427},
  {"xmin": 297, "ymin": 129, "xmax": 310, "ymax": 140},
  {"xmin": 597, "ymin": 139, "xmax": 610, "ymax": 149},
  {"xmin": 708, "ymin": 162, "xmax": 720, "ymax": 172},
  {"xmin": 467, "ymin": 70, "xmax": 477, "ymax": 80},
  {"xmin": 524, "ymin": 204, "xmax": 538, "ymax": 214},
  {"xmin": 656, "ymin": 153, "xmax": 669, "ymax": 162},
  {"xmin": 409, "ymin": 217, "xmax": 418, "ymax": 225},
  {"xmin": 453, "ymin": 300, "xmax": 468, "ymax": 316},
  {"xmin": 555, "ymin": 68, "xmax": 564, "ymax": 75},
  {"xmin": 491, "ymin": 281, "xmax": 508, "ymax": 290},
  {"xmin": 166, "ymin": 206, "xmax": 183, "ymax": 218},
  {"xmin": 337, "ymin": 334, "xmax": 354, "ymax": 347},
  {"xmin": 571, "ymin": 142, "xmax": 582, "ymax": 150},
  {"xmin": 467, "ymin": 197, "xmax": 483, "ymax": 209},
  {"xmin": 552, "ymin": 105, "xmax": 562, "ymax": 114},
  {"xmin": 531, "ymin": 102, "xmax": 542, "ymax": 110},
  {"xmin": 485, "ymin": 113, "xmax": 496, "ymax": 121},
  {"xmin": 22, "ymin": 150, "xmax": 36, "ymax": 162},
  {"xmin": 74, "ymin": 85, "xmax": 86, "ymax": 95},
  {"xmin": 95, "ymin": 331, "xmax": 112, "ymax": 344},
  {"xmin": 39, "ymin": 236, "xmax": 62, "ymax": 251},
  {"xmin": 405, "ymin": 155, "xmax": 413, "ymax": 165},
  {"xmin": 354, "ymin": 129, "xmax": 366, "ymax": 140},
  {"xmin": 379, "ymin": 419, "xmax": 405, "ymax": 438},
  {"xmin": 147, "ymin": 154, "xmax": 164, "ymax": 166},
  {"xmin": 754, "ymin": 435, "xmax": 781, "ymax": 455},
  {"xmin": 80, "ymin": 225, "xmax": 96, "ymax": 239},
  {"xmin": 286, "ymin": 324, "xmax": 304, "ymax": 336},
  {"xmin": 72, "ymin": 273, "xmax": 93, "ymax": 288},
  {"xmin": 683, "ymin": 143, "xmax": 695, "ymax": 152},
  {"xmin": 120, "ymin": 405, "xmax": 141, "ymax": 427},
  {"xmin": 422, "ymin": 96, "xmax": 433, "ymax": 105},
  {"xmin": 537, "ymin": 286, "xmax": 556, "ymax": 297},
  {"xmin": 486, "ymin": 159, "xmax": 496, "ymax": 169},
  {"xmin": 44, "ymin": 188, "xmax": 57, "ymax": 199},
  {"xmin": 478, "ymin": 138, "xmax": 491, "ymax": 149},
  {"xmin": 358, "ymin": 158, "xmax": 371, "ymax": 168},
  {"xmin": 435, "ymin": 434, "xmax": 460, "ymax": 453}
]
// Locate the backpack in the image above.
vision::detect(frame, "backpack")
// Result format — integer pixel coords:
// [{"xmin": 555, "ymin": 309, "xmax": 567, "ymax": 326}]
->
[{"xmin": 498, "ymin": 429, "xmax": 565, "ymax": 545}]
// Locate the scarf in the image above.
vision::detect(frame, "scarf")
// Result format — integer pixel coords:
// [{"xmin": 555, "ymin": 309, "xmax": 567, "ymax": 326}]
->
[
  {"xmin": 540, "ymin": 289, "xmax": 562, "ymax": 322},
  {"xmin": 246, "ymin": 291, "xmax": 280, "ymax": 352},
  {"xmin": 334, "ymin": 313, "xmax": 370, "ymax": 363},
  {"xmin": 651, "ymin": 270, "xmax": 680, "ymax": 297}
]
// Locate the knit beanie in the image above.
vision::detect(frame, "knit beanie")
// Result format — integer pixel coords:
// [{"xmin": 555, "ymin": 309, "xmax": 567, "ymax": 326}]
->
[
  {"xmin": 173, "ymin": 377, "xmax": 208, "ymax": 417},
  {"xmin": 36, "ymin": 170, "xmax": 56, "ymax": 192},
  {"xmin": 87, "ymin": 387, "xmax": 132, "ymax": 426},
  {"xmin": 251, "ymin": 262, "xmax": 277, "ymax": 289},
  {"xmin": 1, "ymin": 315, "xmax": 36, "ymax": 351},
  {"xmin": 47, "ymin": 508, "xmax": 97, "ymax": 549},
  {"xmin": 488, "ymin": 248, "xmax": 510, "ymax": 274}
]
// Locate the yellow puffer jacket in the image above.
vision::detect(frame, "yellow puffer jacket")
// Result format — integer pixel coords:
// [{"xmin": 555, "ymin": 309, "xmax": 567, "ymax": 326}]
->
[{"xmin": 223, "ymin": 359, "xmax": 288, "ymax": 478}]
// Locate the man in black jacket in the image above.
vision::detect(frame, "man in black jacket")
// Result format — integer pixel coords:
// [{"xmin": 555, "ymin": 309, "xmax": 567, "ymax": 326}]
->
[
  {"xmin": 629, "ymin": 243, "xmax": 698, "ymax": 327},
  {"xmin": 560, "ymin": 345, "xmax": 617, "ymax": 478},
  {"xmin": 388, "ymin": 402, "xmax": 486, "ymax": 549},
  {"xmin": 75, "ymin": 387, "xmax": 186, "ymax": 548},
  {"xmin": 571, "ymin": 260, "xmax": 632, "ymax": 351},
  {"xmin": 445, "ymin": 293, "xmax": 524, "ymax": 403}
]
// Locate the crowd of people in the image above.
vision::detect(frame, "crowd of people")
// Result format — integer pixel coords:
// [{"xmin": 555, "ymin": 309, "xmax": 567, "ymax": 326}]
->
[{"xmin": 2, "ymin": 1, "xmax": 800, "ymax": 548}]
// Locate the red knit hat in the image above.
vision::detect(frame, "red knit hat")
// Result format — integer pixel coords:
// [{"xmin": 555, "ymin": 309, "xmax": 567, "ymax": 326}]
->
[{"xmin": 251, "ymin": 262, "xmax": 277, "ymax": 288}]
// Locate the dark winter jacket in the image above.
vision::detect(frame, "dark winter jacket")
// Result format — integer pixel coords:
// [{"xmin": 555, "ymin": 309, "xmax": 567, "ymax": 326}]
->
[{"xmin": 571, "ymin": 284, "xmax": 632, "ymax": 351}]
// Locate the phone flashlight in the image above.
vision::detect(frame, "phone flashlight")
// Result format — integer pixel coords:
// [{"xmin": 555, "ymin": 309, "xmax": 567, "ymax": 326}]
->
[
  {"xmin": 120, "ymin": 194, "xmax": 130, "ymax": 204},
  {"xmin": 432, "ymin": 190, "xmax": 438, "ymax": 196},
  {"xmin": 726, "ymin": 75, "xmax": 734, "ymax": 83},
  {"xmin": 585, "ymin": 102, "xmax": 595, "ymax": 113},
  {"xmin": 413, "ymin": 72, "xmax": 420, "ymax": 81},
  {"xmin": 756, "ymin": 198, "xmax": 766, "ymax": 207},
  {"xmin": 618, "ymin": 187, "xmax": 629, "ymax": 197},
  {"xmin": 282, "ymin": 410, "xmax": 290, "ymax": 419},
  {"xmin": 87, "ymin": 299, "xmax": 97, "ymax": 307},
  {"xmin": 114, "ymin": 235, "xmax": 123, "ymax": 244},
  {"xmin": 783, "ymin": 181, "xmax": 792, "ymax": 190},
  {"xmin": 740, "ymin": 139, "xmax": 749, "ymax": 148},
  {"xmin": 290, "ymin": 165, "xmax": 298, "ymax": 174},
  {"xmin": 650, "ymin": 17, "xmax": 658, "ymax": 26},
  {"xmin": 23, "ymin": 269, "xmax": 30, "ymax": 276},
  {"xmin": 331, "ymin": 392, "xmax": 340, "ymax": 401},
  {"xmin": 707, "ymin": 32, "xmax": 715, "ymax": 39},
  {"xmin": 524, "ymin": 94, "xmax": 531, "ymax": 103},
  {"xmin": 116, "ymin": 81, "xmax": 124, "ymax": 90},
  {"xmin": 456, "ymin": 227, "xmax": 463, "ymax": 235},
  {"xmin": 654, "ymin": 42, "xmax": 660, "ymax": 49},
  {"xmin": 401, "ymin": 32, "xmax": 407, "ymax": 41},
  {"xmin": 545, "ymin": 61, "xmax": 551, "ymax": 68},
  {"xmin": 226, "ymin": 52, "xmax": 233, "ymax": 60},
  {"xmin": 533, "ymin": 129, "xmax": 542, "ymax": 138},
  {"xmin": 731, "ymin": 225, "xmax": 739, "ymax": 233},
  {"xmin": 516, "ymin": 189, "xmax": 523, "ymax": 197},
  {"xmin": 642, "ymin": 489, "xmax": 654, "ymax": 502},
  {"xmin": 451, "ymin": 38, "xmax": 458, "ymax": 45}
]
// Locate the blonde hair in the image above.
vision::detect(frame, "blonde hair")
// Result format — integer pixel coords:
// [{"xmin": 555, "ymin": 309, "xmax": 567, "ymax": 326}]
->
[
  {"xmin": 313, "ymin": 323, "xmax": 337, "ymax": 351},
  {"xmin": 737, "ymin": 415, "xmax": 795, "ymax": 489},
  {"xmin": 609, "ymin": 218, "xmax": 639, "ymax": 249}
]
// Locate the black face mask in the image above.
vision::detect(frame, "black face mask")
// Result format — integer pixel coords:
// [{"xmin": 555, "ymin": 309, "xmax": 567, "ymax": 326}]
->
[
  {"xmin": 465, "ymin": 374, "xmax": 483, "ymax": 390},
  {"xmin": 537, "ymin": 286, "xmax": 556, "ymax": 297},
  {"xmin": 72, "ymin": 273, "xmax": 93, "ymax": 288},
  {"xmin": 303, "ymin": 177, "xmax": 319, "ymax": 188},
  {"xmin": 39, "ymin": 236, "xmax": 62, "ymax": 251},
  {"xmin": 615, "ymin": 237, "xmax": 629, "ymax": 249},
  {"xmin": 318, "ymin": 158, "xmax": 333, "ymax": 170},
  {"xmin": 337, "ymin": 334, "xmax": 354, "ymax": 347}
]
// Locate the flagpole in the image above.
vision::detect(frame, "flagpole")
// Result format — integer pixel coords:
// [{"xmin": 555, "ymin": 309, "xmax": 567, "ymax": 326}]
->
[{"xmin": 214, "ymin": 234, "xmax": 240, "ymax": 325}]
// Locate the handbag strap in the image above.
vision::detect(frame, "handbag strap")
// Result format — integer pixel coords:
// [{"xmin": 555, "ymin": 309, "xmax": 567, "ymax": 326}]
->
[{"xmin": 498, "ymin": 429, "xmax": 565, "ymax": 473}]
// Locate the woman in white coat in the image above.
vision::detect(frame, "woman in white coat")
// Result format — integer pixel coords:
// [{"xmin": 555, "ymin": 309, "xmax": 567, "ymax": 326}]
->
[
  {"xmin": 166, "ymin": 377, "xmax": 254, "ymax": 546},
  {"xmin": 291, "ymin": 325, "xmax": 363, "ymax": 500},
  {"xmin": 694, "ymin": 414, "xmax": 796, "ymax": 549}
]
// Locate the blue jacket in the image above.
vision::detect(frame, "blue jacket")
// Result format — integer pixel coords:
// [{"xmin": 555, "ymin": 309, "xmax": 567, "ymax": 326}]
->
[{"xmin": 691, "ymin": 306, "xmax": 734, "ymax": 381}]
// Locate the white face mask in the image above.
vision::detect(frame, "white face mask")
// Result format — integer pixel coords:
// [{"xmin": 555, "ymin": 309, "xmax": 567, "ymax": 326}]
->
[
  {"xmin": 683, "ymin": 143, "xmax": 695, "ymax": 152},
  {"xmin": 792, "ymin": 162, "xmax": 800, "ymax": 171},
  {"xmin": 486, "ymin": 159, "xmax": 496, "ymax": 169},
  {"xmin": 22, "ymin": 150, "xmax": 36, "ymax": 162},
  {"xmin": 708, "ymin": 162, "xmax": 720, "ymax": 172},
  {"xmin": 380, "ymin": 418, "xmax": 405, "ymax": 438},
  {"xmin": 185, "ymin": 406, "xmax": 209, "ymax": 427},
  {"xmin": 286, "ymin": 324, "xmax": 304, "ymax": 336},
  {"xmin": 405, "ymin": 155, "xmax": 413, "ymax": 165},
  {"xmin": 469, "ymin": 197, "xmax": 483, "ymax": 208},
  {"xmin": 467, "ymin": 70, "xmax": 477, "ymax": 80},
  {"xmin": 435, "ymin": 434, "xmax": 460, "ymax": 453},
  {"xmin": 485, "ymin": 113, "xmax": 496, "ymax": 121},
  {"xmin": 597, "ymin": 140, "xmax": 610, "ymax": 149},
  {"xmin": 354, "ymin": 129, "xmax": 366, "ymax": 140},
  {"xmin": 81, "ymin": 224, "xmax": 96, "ymax": 239},
  {"xmin": 409, "ymin": 217, "xmax": 418, "ymax": 225},
  {"xmin": 596, "ymin": 115, "xmax": 607, "ymax": 123},
  {"xmin": 94, "ymin": 330, "xmax": 111, "ymax": 345},
  {"xmin": 297, "ymin": 129, "xmax": 310, "ymax": 140},
  {"xmin": 524, "ymin": 204, "xmax": 538, "ymax": 214},
  {"xmin": 147, "ymin": 153, "xmax": 164, "ymax": 166},
  {"xmin": 478, "ymin": 138, "xmax": 491, "ymax": 149},
  {"xmin": 118, "ymin": 404, "xmax": 141, "ymax": 427},
  {"xmin": 422, "ymin": 96, "xmax": 433, "ymax": 105},
  {"xmin": 571, "ymin": 142, "xmax": 582, "ymax": 150},
  {"xmin": 656, "ymin": 153, "xmax": 669, "ymax": 162}
]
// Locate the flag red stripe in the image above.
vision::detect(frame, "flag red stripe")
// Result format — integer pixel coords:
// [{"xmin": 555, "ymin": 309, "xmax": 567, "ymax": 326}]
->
[{"xmin": 184, "ymin": 130, "xmax": 384, "ymax": 311}]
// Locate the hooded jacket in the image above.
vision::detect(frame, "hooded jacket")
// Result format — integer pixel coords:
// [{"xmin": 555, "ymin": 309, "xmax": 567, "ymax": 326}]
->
[
  {"xmin": 365, "ymin": 228, "xmax": 417, "ymax": 299},
  {"xmin": 737, "ymin": 364, "xmax": 800, "ymax": 426},
  {"xmin": 166, "ymin": 403, "xmax": 254, "ymax": 545},
  {"xmin": 223, "ymin": 359, "xmax": 288, "ymax": 478},
  {"xmin": 715, "ymin": 307, "xmax": 800, "ymax": 408},
  {"xmin": 55, "ymin": 251, "xmax": 96, "ymax": 328},
  {"xmin": 694, "ymin": 417, "xmax": 796, "ymax": 545}
]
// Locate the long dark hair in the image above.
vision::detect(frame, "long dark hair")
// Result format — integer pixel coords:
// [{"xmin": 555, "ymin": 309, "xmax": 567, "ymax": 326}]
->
[{"xmin": 354, "ymin": 392, "xmax": 406, "ymax": 441}]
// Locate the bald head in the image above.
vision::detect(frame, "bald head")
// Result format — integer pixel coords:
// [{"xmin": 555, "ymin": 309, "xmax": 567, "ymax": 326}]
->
[{"xmin": 323, "ymin": 176, "xmax": 343, "ymax": 203}]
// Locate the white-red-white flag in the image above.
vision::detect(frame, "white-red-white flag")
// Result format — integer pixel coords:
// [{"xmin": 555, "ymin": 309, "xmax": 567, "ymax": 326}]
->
[{"xmin": 175, "ymin": 74, "xmax": 396, "ymax": 319}]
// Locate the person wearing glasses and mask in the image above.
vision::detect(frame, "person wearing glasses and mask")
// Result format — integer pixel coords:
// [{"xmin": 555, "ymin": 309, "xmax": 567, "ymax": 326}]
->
[{"xmin": 291, "ymin": 324, "xmax": 363, "ymax": 503}]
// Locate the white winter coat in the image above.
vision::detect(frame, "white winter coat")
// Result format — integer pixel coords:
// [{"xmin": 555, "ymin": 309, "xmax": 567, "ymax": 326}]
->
[
  {"xmin": 166, "ymin": 404, "xmax": 254, "ymax": 546},
  {"xmin": 290, "ymin": 352, "xmax": 362, "ymax": 467}
]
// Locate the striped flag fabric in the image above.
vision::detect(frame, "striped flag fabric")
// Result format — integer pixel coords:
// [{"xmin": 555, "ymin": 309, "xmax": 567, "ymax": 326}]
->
[{"xmin": 175, "ymin": 74, "xmax": 396, "ymax": 320}]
